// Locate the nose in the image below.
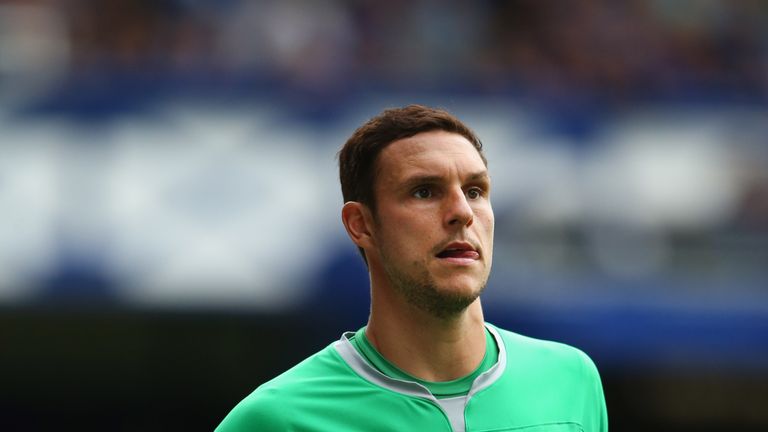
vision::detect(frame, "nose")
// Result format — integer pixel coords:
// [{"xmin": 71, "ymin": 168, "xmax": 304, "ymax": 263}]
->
[{"xmin": 444, "ymin": 188, "xmax": 474, "ymax": 228}]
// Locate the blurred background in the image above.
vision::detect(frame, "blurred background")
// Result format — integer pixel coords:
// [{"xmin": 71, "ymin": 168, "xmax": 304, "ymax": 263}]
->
[{"xmin": 1, "ymin": 0, "xmax": 767, "ymax": 430}]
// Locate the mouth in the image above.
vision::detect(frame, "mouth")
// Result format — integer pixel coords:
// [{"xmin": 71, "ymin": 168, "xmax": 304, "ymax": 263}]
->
[{"xmin": 435, "ymin": 241, "xmax": 480, "ymax": 262}]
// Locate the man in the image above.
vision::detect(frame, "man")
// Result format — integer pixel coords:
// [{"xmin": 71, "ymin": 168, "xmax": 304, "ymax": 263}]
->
[{"xmin": 217, "ymin": 105, "xmax": 608, "ymax": 431}]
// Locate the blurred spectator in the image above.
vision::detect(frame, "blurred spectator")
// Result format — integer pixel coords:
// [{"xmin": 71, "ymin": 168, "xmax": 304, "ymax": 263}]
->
[{"xmin": 2, "ymin": 0, "xmax": 766, "ymax": 102}]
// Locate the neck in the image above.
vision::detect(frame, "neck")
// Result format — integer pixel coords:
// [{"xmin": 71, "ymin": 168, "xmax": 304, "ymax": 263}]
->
[{"xmin": 365, "ymin": 275, "xmax": 487, "ymax": 382}]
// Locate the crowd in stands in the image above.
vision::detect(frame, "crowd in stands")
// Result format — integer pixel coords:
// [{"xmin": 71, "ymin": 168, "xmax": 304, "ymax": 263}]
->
[{"xmin": 4, "ymin": 0, "xmax": 765, "ymax": 102}]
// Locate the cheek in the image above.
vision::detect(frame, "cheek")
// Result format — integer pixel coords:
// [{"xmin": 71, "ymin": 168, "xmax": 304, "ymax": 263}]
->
[
  {"xmin": 476, "ymin": 209, "xmax": 494, "ymax": 231},
  {"xmin": 394, "ymin": 210, "xmax": 436, "ymax": 231}
]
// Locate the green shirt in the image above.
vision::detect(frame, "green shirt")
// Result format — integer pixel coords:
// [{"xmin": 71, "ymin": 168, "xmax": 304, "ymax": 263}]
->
[
  {"xmin": 216, "ymin": 323, "xmax": 608, "ymax": 431},
  {"xmin": 351, "ymin": 326, "xmax": 498, "ymax": 399}
]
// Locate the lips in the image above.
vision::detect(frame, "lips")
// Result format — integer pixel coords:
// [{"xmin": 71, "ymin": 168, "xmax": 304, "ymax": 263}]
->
[{"xmin": 435, "ymin": 242, "xmax": 480, "ymax": 260}]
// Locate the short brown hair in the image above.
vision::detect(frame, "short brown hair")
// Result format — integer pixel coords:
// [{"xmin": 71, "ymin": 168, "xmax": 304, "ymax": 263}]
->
[{"xmin": 338, "ymin": 104, "xmax": 486, "ymax": 262}]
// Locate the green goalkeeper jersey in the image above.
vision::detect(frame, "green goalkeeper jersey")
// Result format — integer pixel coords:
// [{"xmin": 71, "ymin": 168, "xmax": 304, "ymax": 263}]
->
[{"xmin": 216, "ymin": 323, "xmax": 607, "ymax": 432}]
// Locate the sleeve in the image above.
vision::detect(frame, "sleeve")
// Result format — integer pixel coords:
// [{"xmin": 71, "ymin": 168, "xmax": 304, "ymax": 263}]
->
[
  {"xmin": 215, "ymin": 389, "xmax": 287, "ymax": 432},
  {"xmin": 577, "ymin": 350, "xmax": 608, "ymax": 432}
]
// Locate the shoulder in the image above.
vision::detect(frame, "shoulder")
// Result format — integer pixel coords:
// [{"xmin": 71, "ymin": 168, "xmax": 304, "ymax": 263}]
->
[
  {"xmin": 216, "ymin": 343, "xmax": 350, "ymax": 432},
  {"xmin": 215, "ymin": 383, "xmax": 288, "ymax": 431},
  {"xmin": 486, "ymin": 323, "xmax": 608, "ymax": 431},
  {"xmin": 488, "ymin": 323, "xmax": 601, "ymax": 382}
]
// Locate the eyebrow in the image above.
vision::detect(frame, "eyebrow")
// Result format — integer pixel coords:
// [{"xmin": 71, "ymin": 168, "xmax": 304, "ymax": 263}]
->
[
  {"xmin": 467, "ymin": 171, "xmax": 491, "ymax": 183},
  {"xmin": 400, "ymin": 171, "xmax": 490, "ymax": 189}
]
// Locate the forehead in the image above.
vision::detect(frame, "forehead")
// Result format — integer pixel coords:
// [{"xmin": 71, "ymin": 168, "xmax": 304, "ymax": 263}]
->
[{"xmin": 376, "ymin": 130, "xmax": 487, "ymax": 183}]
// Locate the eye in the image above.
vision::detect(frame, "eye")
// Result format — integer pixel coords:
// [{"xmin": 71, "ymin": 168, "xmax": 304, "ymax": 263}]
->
[
  {"xmin": 467, "ymin": 187, "xmax": 482, "ymax": 199},
  {"xmin": 413, "ymin": 187, "xmax": 432, "ymax": 199}
]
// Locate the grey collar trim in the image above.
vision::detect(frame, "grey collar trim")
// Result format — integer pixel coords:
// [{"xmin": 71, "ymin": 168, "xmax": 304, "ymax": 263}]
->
[{"xmin": 332, "ymin": 323, "xmax": 507, "ymax": 432}]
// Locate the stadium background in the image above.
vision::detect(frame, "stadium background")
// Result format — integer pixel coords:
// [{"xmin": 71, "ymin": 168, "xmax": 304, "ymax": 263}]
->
[{"xmin": 1, "ymin": 0, "xmax": 767, "ymax": 430}]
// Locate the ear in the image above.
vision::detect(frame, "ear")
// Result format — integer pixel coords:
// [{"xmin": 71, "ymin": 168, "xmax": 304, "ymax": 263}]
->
[{"xmin": 341, "ymin": 201, "xmax": 375, "ymax": 250}]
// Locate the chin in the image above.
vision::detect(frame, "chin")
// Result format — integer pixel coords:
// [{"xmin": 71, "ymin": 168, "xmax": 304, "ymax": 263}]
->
[{"xmin": 437, "ymin": 279, "xmax": 485, "ymax": 298}]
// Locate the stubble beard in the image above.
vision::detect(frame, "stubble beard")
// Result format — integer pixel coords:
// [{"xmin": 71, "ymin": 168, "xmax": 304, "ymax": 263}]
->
[{"xmin": 381, "ymin": 252, "xmax": 487, "ymax": 320}]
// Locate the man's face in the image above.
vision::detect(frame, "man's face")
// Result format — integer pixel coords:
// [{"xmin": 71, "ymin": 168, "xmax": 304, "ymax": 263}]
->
[{"xmin": 368, "ymin": 130, "xmax": 494, "ymax": 318}]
